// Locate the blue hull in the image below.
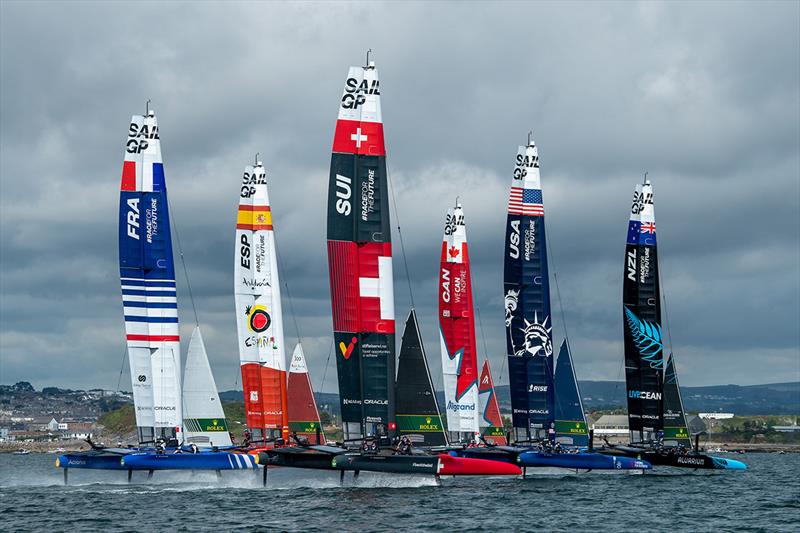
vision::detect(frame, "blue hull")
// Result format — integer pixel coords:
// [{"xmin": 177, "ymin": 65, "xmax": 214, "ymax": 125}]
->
[
  {"xmin": 121, "ymin": 452, "xmax": 258, "ymax": 471},
  {"xmin": 517, "ymin": 451, "xmax": 651, "ymax": 470},
  {"xmin": 57, "ymin": 452, "xmax": 128, "ymax": 470},
  {"xmin": 710, "ymin": 456, "xmax": 747, "ymax": 470}
]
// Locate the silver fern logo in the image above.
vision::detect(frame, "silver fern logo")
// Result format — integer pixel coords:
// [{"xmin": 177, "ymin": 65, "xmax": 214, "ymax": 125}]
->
[
  {"xmin": 515, "ymin": 312, "xmax": 552, "ymax": 357},
  {"xmin": 624, "ymin": 307, "xmax": 663, "ymax": 368},
  {"xmin": 504, "ymin": 289, "xmax": 520, "ymax": 327}
]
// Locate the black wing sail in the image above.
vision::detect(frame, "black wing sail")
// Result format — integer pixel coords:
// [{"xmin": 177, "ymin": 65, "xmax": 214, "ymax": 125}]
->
[
  {"xmin": 395, "ymin": 310, "xmax": 447, "ymax": 446},
  {"xmin": 662, "ymin": 353, "xmax": 691, "ymax": 446},
  {"xmin": 622, "ymin": 180, "xmax": 664, "ymax": 443}
]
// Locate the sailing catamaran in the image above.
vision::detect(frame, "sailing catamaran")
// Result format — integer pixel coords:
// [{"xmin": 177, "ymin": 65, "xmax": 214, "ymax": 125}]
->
[
  {"xmin": 234, "ymin": 159, "xmax": 289, "ymax": 446},
  {"xmin": 598, "ymin": 179, "xmax": 746, "ymax": 470},
  {"xmin": 439, "ymin": 201, "xmax": 481, "ymax": 444},
  {"xmin": 457, "ymin": 137, "xmax": 649, "ymax": 472},
  {"xmin": 261, "ymin": 57, "xmax": 519, "ymax": 477}
]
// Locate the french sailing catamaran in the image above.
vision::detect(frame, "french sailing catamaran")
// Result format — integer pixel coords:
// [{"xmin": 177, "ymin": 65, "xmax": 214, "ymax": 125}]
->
[
  {"xmin": 457, "ymin": 136, "xmax": 650, "ymax": 472},
  {"xmin": 260, "ymin": 56, "xmax": 519, "ymax": 478},
  {"xmin": 57, "ymin": 109, "xmax": 254, "ymax": 480},
  {"xmin": 598, "ymin": 179, "xmax": 746, "ymax": 470}
]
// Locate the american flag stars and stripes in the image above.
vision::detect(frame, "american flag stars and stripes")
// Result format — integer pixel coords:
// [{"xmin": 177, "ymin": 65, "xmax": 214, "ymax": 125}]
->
[{"xmin": 508, "ymin": 187, "xmax": 545, "ymax": 216}]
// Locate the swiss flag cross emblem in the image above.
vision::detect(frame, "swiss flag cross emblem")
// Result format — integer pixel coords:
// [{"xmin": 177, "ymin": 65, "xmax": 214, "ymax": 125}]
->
[{"xmin": 332, "ymin": 119, "xmax": 385, "ymax": 156}]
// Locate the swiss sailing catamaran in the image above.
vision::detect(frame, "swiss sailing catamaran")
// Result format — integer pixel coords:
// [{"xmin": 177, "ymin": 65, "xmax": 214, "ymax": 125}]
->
[
  {"xmin": 261, "ymin": 56, "xmax": 519, "ymax": 477},
  {"xmin": 599, "ymin": 179, "xmax": 746, "ymax": 470}
]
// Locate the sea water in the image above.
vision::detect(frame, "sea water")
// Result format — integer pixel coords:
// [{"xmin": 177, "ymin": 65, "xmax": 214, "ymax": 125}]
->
[{"xmin": 0, "ymin": 453, "xmax": 797, "ymax": 532}]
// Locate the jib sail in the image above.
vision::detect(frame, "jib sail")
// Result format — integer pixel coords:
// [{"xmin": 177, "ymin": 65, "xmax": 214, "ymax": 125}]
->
[
  {"xmin": 439, "ymin": 202, "xmax": 480, "ymax": 441},
  {"xmin": 182, "ymin": 327, "xmax": 232, "ymax": 447},
  {"xmin": 119, "ymin": 108, "xmax": 182, "ymax": 443},
  {"xmin": 503, "ymin": 137, "xmax": 555, "ymax": 441},
  {"xmin": 662, "ymin": 353, "xmax": 691, "ymax": 446},
  {"xmin": 287, "ymin": 344, "xmax": 327, "ymax": 445},
  {"xmin": 395, "ymin": 310, "xmax": 447, "ymax": 446},
  {"xmin": 622, "ymin": 179, "xmax": 664, "ymax": 441},
  {"xmin": 478, "ymin": 360, "xmax": 508, "ymax": 445},
  {"xmin": 234, "ymin": 160, "xmax": 288, "ymax": 441},
  {"xmin": 326, "ymin": 59, "xmax": 395, "ymax": 440},
  {"xmin": 553, "ymin": 340, "xmax": 588, "ymax": 446}
]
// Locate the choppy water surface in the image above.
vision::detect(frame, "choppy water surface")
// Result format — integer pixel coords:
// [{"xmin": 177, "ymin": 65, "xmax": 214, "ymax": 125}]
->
[{"xmin": 1, "ymin": 453, "xmax": 798, "ymax": 532}]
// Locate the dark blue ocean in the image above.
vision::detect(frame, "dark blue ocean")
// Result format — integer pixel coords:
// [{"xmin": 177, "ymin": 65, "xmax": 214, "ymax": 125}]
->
[{"xmin": 1, "ymin": 453, "xmax": 797, "ymax": 532}]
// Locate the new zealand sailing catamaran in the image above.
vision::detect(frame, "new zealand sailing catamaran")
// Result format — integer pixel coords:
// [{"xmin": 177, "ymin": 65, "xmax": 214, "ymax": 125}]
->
[{"xmin": 598, "ymin": 179, "xmax": 746, "ymax": 470}]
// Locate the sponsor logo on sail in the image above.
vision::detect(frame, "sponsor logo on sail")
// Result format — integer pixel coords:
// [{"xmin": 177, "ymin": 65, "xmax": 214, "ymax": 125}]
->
[
  {"xmin": 628, "ymin": 390, "xmax": 662, "ymax": 400},
  {"xmin": 361, "ymin": 169, "xmax": 375, "ymax": 221},
  {"xmin": 514, "ymin": 151, "xmax": 539, "ymax": 179},
  {"xmin": 126, "ymin": 122, "xmax": 159, "ymax": 153},
  {"xmin": 339, "ymin": 337, "xmax": 357, "ymax": 360},
  {"xmin": 341, "ymin": 77, "xmax": 380, "ymax": 110},
  {"xmin": 249, "ymin": 391, "xmax": 259, "ymax": 402},
  {"xmin": 447, "ymin": 400, "xmax": 476, "ymax": 412},
  {"xmin": 245, "ymin": 304, "xmax": 271, "ymax": 333},
  {"xmin": 529, "ymin": 385, "xmax": 548, "ymax": 392}
]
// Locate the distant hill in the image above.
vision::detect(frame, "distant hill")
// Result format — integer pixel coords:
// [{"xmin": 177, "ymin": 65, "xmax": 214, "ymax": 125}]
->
[{"xmin": 220, "ymin": 381, "xmax": 799, "ymax": 417}]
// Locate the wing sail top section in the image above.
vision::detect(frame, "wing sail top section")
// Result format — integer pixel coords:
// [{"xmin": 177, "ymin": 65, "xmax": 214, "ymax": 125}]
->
[
  {"xmin": 503, "ymin": 139, "xmax": 554, "ymax": 441},
  {"xmin": 438, "ymin": 203, "xmax": 480, "ymax": 438},
  {"xmin": 327, "ymin": 61, "xmax": 395, "ymax": 440},
  {"xmin": 234, "ymin": 161, "xmax": 288, "ymax": 440},
  {"xmin": 119, "ymin": 110, "xmax": 182, "ymax": 442}
]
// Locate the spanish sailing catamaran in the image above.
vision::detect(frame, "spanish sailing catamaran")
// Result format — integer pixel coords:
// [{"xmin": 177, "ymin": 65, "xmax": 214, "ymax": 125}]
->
[
  {"xmin": 234, "ymin": 159, "xmax": 289, "ymax": 448},
  {"xmin": 598, "ymin": 179, "xmax": 746, "ymax": 470}
]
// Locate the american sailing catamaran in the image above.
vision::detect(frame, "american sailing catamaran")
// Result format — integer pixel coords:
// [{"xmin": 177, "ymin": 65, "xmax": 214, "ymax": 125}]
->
[
  {"xmin": 458, "ymin": 135, "xmax": 649, "ymax": 472},
  {"xmin": 598, "ymin": 179, "xmax": 746, "ymax": 470}
]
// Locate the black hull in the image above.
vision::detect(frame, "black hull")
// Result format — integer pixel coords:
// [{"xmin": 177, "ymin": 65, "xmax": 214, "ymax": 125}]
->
[
  {"xmin": 259, "ymin": 447, "xmax": 342, "ymax": 470},
  {"xmin": 332, "ymin": 453, "xmax": 439, "ymax": 474},
  {"xmin": 599, "ymin": 446, "xmax": 734, "ymax": 469}
]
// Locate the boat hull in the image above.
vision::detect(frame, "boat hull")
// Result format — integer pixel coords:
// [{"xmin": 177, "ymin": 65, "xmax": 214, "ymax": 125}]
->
[
  {"xmin": 599, "ymin": 446, "xmax": 747, "ymax": 470},
  {"xmin": 517, "ymin": 451, "xmax": 650, "ymax": 470},
  {"xmin": 259, "ymin": 448, "xmax": 340, "ymax": 470},
  {"xmin": 120, "ymin": 452, "xmax": 257, "ymax": 470},
  {"xmin": 331, "ymin": 452, "xmax": 522, "ymax": 476},
  {"xmin": 56, "ymin": 451, "xmax": 128, "ymax": 470}
]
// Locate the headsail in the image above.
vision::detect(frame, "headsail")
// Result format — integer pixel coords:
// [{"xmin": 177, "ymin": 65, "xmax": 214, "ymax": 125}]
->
[
  {"xmin": 395, "ymin": 310, "xmax": 447, "ymax": 446},
  {"xmin": 662, "ymin": 353, "xmax": 691, "ymax": 446},
  {"xmin": 182, "ymin": 328, "xmax": 232, "ymax": 447},
  {"xmin": 622, "ymin": 179, "xmax": 664, "ymax": 442},
  {"xmin": 326, "ymin": 59, "xmax": 395, "ymax": 440},
  {"xmin": 287, "ymin": 344, "xmax": 327, "ymax": 445},
  {"xmin": 119, "ymin": 108, "xmax": 182, "ymax": 443},
  {"xmin": 553, "ymin": 339, "xmax": 588, "ymax": 446},
  {"xmin": 478, "ymin": 360, "xmax": 508, "ymax": 445},
  {"xmin": 503, "ymin": 137, "xmax": 555, "ymax": 441},
  {"xmin": 234, "ymin": 160, "xmax": 288, "ymax": 441},
  {"xmin": 439, "ymin": 201, "xmax": 480, "ymax": 440}
]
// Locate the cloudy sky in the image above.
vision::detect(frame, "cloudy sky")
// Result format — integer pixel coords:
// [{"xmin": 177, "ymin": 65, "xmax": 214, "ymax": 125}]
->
[{"xmin": 1, "ymin": 1, "xmax": 798, "ymax": 393}]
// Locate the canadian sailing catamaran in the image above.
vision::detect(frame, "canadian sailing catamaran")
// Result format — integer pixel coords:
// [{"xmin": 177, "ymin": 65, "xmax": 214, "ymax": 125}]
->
[
  {"xmin": 599, "ymin": 179, "xmax": 746, "ymax": 470},
  {"xmin": 439, "ymin": 201, "xmax": 481, "ymax": 444},
  {"xmin": 234, "ymin": 159, "xmax": 289, "ymax": 447}
]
